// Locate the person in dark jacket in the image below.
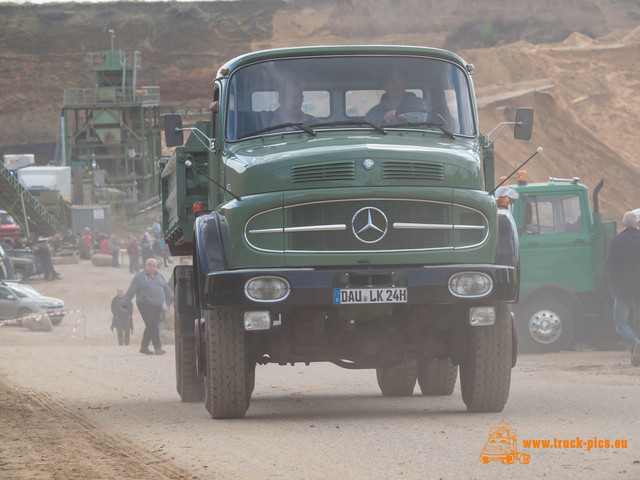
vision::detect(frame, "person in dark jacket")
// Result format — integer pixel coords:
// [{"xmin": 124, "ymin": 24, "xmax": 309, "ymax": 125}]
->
[
  {"xmin": 122, "ymin": 257, "xmax": 173, "ymax": 355},
  {"xmin": 140, "ymin": 239, "xmax": 154, "ymax": 265},
  {"xmin": 35, "ymin": 239, "xmax": 60, "ymax": 281},
  {"xmin": 126, "ymin": 235, "xmax": 140, "ymax": 273},
  {"xmin": 365, "ymin": 67, "xmax": 429, "ymax": 126},
  {"xmin": 110, "ymin": 288, "xmax": 133, "ymax": 346},
  {"xmin": 605, "ymin": 210, "xmax": 640, "ymax": 366}
]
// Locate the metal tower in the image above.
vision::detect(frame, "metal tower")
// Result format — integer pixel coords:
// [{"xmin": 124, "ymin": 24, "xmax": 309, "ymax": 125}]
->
[{"xmin": 60, "ymin": 30, "xmax": 161, "ymax": 211}]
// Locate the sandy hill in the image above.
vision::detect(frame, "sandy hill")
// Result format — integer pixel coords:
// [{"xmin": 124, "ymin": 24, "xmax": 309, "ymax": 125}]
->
[{"xmin": 1, "ymin": 0, "xmax": 639, "ymax": 221}]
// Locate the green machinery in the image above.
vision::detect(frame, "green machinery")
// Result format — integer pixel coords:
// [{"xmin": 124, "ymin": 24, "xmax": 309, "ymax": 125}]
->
[{"xmin": 60, "ymin": 30, "xmax": 161, "ymax": 210}]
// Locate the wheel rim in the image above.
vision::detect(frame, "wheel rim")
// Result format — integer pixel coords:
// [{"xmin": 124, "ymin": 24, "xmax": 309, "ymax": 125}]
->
[{"xmin": 528, "ymin": 309, "xmax": 562, "ymax": 344}]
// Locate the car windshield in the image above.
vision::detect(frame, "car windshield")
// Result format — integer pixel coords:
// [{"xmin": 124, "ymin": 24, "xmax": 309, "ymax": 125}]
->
[
  {"xmin": 225, "ymin": 55, "xmax": 475, "ymax": 141},
  {"xmin": 8, "ymin": 283, "xmax": 42, "ymax": 299}
]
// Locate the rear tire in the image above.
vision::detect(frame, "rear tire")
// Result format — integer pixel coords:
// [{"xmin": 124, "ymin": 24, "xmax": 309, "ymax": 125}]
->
[
  {"xmin": 417, "ymin": 357, "xmax": 457, "ymax": 396},
  {"xmin": 460, "ymin": 304, "xmax": 512, "ymax": 412},
  {"xmin": 175, "ymin": 325, "xmax": 204, "ymax": 402},
  {"xmin": 204, "ymin": 308, "xmax": 252, "ymax": 419},
  {"xmin": 173, "ymin": 266, "xmax": 204, "ymax": 402},
  {"xmin": 376, "ymin": 359, "xmax": 417, "ymax": 396}
]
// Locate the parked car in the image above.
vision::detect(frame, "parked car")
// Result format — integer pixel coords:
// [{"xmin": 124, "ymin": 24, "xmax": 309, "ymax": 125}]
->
[
  {"xmin": 7, "ymin": 249, "xmax": 42, "ymax": 279},
  {"xmin": 0, "ymin": 280, "xmax": 65, "ymax": 325},
  {"xmin": 0, "ymin": 209, "xmax": 22, "ymax": 242}
]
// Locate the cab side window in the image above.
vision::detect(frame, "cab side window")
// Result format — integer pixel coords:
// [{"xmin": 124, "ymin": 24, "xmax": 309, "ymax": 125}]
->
[{"xmin": 523, "ymin": 194, "xmax": 582, "ymax": 234}]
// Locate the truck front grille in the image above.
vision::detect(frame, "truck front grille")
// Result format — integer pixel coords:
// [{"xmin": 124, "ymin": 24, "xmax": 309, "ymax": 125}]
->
[{"xmin": 245, "ymin": 198, "xmax": 488, "ymax": 253}]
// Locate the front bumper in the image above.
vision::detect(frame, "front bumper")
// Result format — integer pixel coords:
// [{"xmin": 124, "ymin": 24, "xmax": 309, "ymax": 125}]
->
[{"xmin": 203, "ymin": 264, "xmax": 518, "ymax": 307}]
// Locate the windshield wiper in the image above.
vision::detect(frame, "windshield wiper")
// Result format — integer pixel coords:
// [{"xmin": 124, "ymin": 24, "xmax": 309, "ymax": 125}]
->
[
  {"xmin": 308, "ymin": 120, "xmax": 386, "ymax": 134},
  {"xmin": 238, "ymin": 122, "xmax": 316, "ymax": 139},
  {"xmin": 390, "ymin": 121, "xmax": 455, "ymax": 139}
]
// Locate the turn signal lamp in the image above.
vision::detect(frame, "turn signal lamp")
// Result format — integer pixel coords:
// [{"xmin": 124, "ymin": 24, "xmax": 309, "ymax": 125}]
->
[
  {"xmin": 497, "ymin": 196, "xmax": 510, "ymax": 209},
  {"xmin": 192, "ymin": 202, "xmax": 207, "ymax": 214}
]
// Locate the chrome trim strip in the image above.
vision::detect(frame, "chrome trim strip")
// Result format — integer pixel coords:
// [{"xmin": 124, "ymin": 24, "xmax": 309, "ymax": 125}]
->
[
  {"xmin": 249, "ymin": 224, "xmax": 347, "ymax": 234},
  {"xmin": 393, "ymin": 222, "xmax": 484, "ymax": 230}
]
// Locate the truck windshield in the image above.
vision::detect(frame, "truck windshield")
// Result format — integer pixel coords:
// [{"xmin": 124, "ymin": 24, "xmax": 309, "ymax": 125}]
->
[{"xmin": 226, "ymin": 55, "xmax": 475, "ymax": 141}]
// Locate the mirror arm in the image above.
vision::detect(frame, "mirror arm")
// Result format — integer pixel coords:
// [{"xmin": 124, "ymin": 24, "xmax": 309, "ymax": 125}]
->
[
  {"xmin": 176, "ymin": 126, "xmax": 215, "ymax": 152},
  {"xmin": 485, "ymin": 121, "xmax": 518, "ymax": 147}
]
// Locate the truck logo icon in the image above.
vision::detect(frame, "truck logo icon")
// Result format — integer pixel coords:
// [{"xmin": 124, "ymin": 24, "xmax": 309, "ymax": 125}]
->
[
  {"xmin": 480, "ymin": 422, "xmax": 531, "ymax": 465},
  {"xmin": 351, "ymin": 207, "xmax": 388, "ymax": 243}
]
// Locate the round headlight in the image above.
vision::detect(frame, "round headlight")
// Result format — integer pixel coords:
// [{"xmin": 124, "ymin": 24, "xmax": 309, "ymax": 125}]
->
[
  {"xmin": 448, "ymin": 272, "xmax": 493, "ymax": 298},
  {"xmin": 244, "ymin": 276, "xmax": 290, "ymax": 302}
]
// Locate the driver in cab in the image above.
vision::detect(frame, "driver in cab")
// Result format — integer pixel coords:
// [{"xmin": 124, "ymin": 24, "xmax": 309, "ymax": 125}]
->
[{"xmin": 365, "ymin": 67, "xmax": 428, "ymax": 126}]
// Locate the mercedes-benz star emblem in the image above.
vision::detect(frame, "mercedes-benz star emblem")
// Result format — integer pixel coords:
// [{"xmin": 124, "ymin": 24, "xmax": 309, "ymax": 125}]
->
[{"xmin": 352, "ymin": 207, "xmax": 388, "ymax": 243}]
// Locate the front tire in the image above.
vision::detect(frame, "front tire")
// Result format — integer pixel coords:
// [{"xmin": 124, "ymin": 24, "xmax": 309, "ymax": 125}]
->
[
  {"xmin": 516, "ymin": 298, "xmax": 575, "ymax": 353},
  {"xmin": 376, "ymin": 359, "xmax": 417, "ymax": 396},
  {"xmin": 204, "ymin": 308, "xmax": 253, "ymax": 419},
  {"xmin": 460, "ymin": 304, "xmax": 512, "ymax": 412}
]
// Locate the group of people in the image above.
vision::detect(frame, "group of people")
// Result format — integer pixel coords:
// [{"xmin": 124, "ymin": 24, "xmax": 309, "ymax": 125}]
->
[
  {"xmin": 124, "ymin": 217, "xmax": 172, "ymax": 275},
  {"xmin": 111, "ymin": 255, "xmax": 190, "ymax": 354},
  {"xmin": 111, "ymin": 257, "xmax": 173, "ymax": 353},
  {"xmin": 110, "ymin": 224, "xmax": 190, "ymax": 355}
]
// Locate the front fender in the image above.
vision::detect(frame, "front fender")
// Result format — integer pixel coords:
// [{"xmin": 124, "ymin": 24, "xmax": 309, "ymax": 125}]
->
[
  {"xmin": 495, "ymin": 209, "xmax": 520, "ymax": 302},
  {"xmin": 194, "ymin": 212, "xmax": 227, "ymax": 307},
  {"xmin": 496, "ymin": 209, "xmax": 519, "ymax": 268}
]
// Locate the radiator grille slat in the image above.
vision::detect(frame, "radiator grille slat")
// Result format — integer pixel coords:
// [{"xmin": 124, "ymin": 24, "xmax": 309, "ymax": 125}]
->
[
  {"xmin": 382, "ymin": 161, "xmax": 444, "ymax": 180},
  {"xmin": 291, "ymin": 161, "xmax": 356, "ymax": 183}
]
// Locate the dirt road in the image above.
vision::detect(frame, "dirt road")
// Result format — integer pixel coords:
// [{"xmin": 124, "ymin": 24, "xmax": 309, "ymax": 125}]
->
[{"xmin": 1, "ymin": 260, "xmax": 639, "ymax": 479}]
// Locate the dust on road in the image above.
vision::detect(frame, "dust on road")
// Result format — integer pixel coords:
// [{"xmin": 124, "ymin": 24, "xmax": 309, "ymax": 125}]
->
[{"xmin": 1, "ymin": 260, "xmax": 640, "ymax": 480}]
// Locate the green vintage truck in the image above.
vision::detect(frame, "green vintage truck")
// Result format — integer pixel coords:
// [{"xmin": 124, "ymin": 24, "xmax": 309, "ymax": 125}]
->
[
  {"xmin": 503, "ymin": 174, "xmax": 617, "ymax": 353},
  {"xmin": 160, "ymin": 45, "xmax": 533, "ymax": 418}
]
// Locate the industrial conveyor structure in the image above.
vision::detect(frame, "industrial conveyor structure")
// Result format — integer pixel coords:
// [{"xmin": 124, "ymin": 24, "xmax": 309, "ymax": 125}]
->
[{"xmin": 0, "ymin": 160, "xmax": 64, "ymax": 238}]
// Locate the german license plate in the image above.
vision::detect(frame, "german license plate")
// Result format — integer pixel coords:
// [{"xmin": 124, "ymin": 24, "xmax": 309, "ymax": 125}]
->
[{"xmin": 333, "ymin": 288, "xmax": 407, "ymax": 304}]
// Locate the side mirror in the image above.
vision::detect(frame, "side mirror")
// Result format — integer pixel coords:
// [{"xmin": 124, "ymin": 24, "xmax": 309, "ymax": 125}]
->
[
  {"xmin": 164, "ymin": 114, "xmax": 184, "ymax": 147},
  {"xmin": 514, "ymin": 108, "xmax": 533, "ymax": 141}
]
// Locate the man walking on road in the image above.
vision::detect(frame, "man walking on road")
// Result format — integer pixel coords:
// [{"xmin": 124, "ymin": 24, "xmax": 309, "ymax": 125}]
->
[
  {"xmin": 606, "ymin": 210, "xmax": 640, "ymax": 366},
  {"xmin": 122, "ymin": 257, "xmax": 173, "ymax": 355}
]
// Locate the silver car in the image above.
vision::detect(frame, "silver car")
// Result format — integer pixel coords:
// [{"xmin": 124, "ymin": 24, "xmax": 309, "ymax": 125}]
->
[{"xmin": 0, "ymin": 280, "xmax": 65, "ymax": 325}]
